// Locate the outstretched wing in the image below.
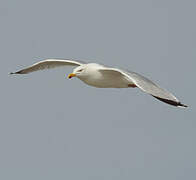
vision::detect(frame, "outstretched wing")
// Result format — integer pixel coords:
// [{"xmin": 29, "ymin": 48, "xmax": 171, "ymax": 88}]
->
[
  {"xmin": 99, "ymin": 67, "xmax": 187, "ymax": 107},
  {"xmin": 10, "ymin": 59, "xmax": 85, "ymax": 74}
]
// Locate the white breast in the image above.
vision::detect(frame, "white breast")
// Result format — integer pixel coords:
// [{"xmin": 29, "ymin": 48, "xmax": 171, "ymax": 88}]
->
[{"xmin": 78, "ymin": 68, "xmax": 131, "ymax": 88}]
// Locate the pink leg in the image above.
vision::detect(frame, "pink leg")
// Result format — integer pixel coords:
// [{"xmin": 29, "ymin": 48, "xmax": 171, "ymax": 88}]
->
[{"xmin": 128, "ymin": 84, "xmax": 137, "ymax": 88}]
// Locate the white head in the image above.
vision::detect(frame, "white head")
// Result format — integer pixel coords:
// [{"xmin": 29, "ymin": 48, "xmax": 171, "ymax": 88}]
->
[
  {"xmin": 67, "ymin": 63, "xmax": 102, "ymax": 80},
  {"xmin": 67, "ymin": 65, "xmax": 87, "ymax": 79}
]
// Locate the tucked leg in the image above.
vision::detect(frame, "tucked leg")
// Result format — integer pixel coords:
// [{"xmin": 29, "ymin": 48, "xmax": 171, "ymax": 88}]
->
[{"xmin": 128, "ymin": 84, "xmax": 137, "ymax": 88}]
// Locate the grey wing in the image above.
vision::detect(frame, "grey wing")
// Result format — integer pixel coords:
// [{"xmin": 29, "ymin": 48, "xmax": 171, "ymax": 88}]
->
[
  {"xmin": 10, "ymin": 59, "xmax": 85, "ymax": 74},
  {"xmin": 123, "ymin": 70, "xmax": 187, "ymax": 107},
  {"xmin": 99, "ymin": 67, "xmax": 187, "ymax": 107}
]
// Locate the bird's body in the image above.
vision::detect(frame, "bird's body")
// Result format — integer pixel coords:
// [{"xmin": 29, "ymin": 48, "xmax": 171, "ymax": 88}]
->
[
  {"xmin": 75, "ymin": 63, "xmax": 134, "ymax": 88},
  {"xmin": 10, "ymin": 59, "xmax": 187, "ymax": 107}
]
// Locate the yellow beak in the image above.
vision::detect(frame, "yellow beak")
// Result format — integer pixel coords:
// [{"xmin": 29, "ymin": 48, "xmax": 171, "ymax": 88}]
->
[{"xmin": 68, "ymin": 73, "xmax": 76, "ymax": 79}]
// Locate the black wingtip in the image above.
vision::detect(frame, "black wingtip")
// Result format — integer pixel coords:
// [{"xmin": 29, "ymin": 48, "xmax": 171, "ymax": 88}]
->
[
  {"xmin": 178, "ymin": 102, "xmax": 188, "ymax": 108},
  {"xmin": 152, "ymin": 96, "xmax": 188, "ymax": 108},
  {"xmin": 9, "ymin": 72, "xmax": 16, "ymax": 75},
  {"xmin": 9, "ymin": 70, "xmax": 26, "ymax": 74}
]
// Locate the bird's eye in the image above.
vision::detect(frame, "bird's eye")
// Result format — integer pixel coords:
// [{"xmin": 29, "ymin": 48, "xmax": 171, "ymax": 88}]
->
[{"xmin": 77, "ymin": 69, "xmax": 83, "ymax": 72}]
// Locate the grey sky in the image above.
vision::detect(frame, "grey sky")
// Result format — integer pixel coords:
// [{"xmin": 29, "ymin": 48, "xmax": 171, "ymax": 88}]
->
[{"xmin": 1, "ymin": 0, "xmax": 195, "ymax": 179}]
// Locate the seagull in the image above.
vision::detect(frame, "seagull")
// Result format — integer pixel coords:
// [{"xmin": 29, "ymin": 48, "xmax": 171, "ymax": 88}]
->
[{"xmin": 10, "ymin": 59, "xmax": 187, "ymax": 107}]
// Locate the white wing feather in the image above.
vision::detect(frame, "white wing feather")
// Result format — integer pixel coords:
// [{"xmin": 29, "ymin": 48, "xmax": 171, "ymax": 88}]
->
[{"xmin": 10, "ymin": 59, "xmax": 85, "ymax": 74}]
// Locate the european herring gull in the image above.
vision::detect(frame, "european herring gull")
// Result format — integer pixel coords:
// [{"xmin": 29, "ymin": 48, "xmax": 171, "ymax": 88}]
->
[{"xmin": 10, "ymin": 59, "xmax": 187, "ymax": 107}]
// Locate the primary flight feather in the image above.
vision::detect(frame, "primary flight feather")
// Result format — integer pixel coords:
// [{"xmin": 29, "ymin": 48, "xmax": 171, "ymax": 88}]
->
[{"xmin": 10, "ymin": 59, "xmax": 187, "ymax": 107}]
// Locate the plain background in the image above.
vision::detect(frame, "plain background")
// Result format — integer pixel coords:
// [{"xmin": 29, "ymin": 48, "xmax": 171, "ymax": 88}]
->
[{"xmin": 1, "ymin": 0, "xmax": 195, "ymax": 179}]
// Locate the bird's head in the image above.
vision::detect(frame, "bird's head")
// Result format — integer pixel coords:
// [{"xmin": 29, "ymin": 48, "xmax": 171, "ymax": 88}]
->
[
  {"xmin": 68, "ymin": 63, "xmax": 102, "ymax": 80},
  {"xmin": 68, "ymin": 65, "xmax": 87, "ymax": 79}
]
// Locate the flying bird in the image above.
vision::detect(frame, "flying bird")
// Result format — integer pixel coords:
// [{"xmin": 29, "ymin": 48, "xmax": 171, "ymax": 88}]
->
[{"xmin": 10, "ymin": 59, "xmax": 187, "ymax": 107}]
